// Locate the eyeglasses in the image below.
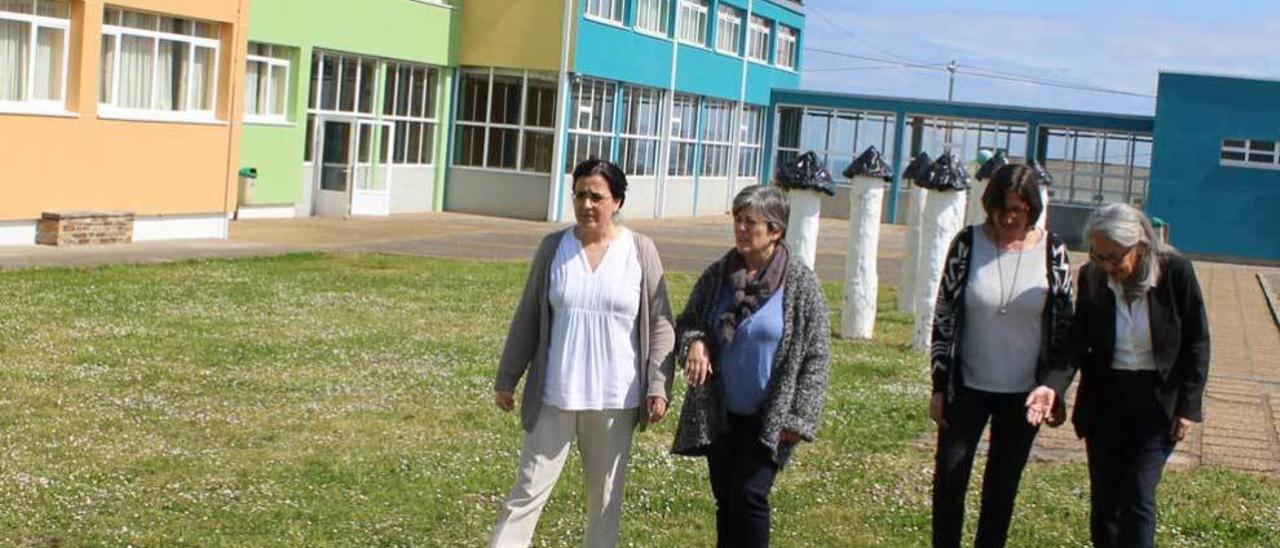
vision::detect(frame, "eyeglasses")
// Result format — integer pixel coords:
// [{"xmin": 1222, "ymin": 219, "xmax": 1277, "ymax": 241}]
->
[
  {"xmin": 1089, "ymin": 247, "xmax": 1132, "ymax": 266},
  {"xmin": 573, "ymin": 189, "xmax": 611, "ymax": 204},
  {"xmin": 998, "ymin": 206, "xmax": 1031, "ymax": 217}
]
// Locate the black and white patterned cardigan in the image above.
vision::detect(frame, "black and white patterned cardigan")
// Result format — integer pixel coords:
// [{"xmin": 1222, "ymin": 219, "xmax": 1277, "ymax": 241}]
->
[
  {"xmin": 930, "ymin": 225, "xmax": 1074, "ymax": 405},
  {"xmin": 671, "ymin": 251, "xmax": 832, "ymax": 468}
]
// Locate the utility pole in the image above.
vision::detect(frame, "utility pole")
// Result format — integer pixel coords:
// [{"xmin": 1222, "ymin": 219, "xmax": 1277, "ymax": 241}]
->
[{"xmin": 946, "ymin": 60, "xmax": 958, "ymax": 101}]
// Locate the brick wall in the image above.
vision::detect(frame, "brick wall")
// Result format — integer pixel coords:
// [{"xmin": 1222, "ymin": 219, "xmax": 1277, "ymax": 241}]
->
[{"xmin": 36, "ymin": 212, "xmax": 135, "ymax": 246}]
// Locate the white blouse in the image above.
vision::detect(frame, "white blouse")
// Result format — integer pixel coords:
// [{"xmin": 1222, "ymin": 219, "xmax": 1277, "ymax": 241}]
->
[
  {"xmin": 543, "ymin": 228, "xmax": 643, "ymax": 410},
  {"xmin": 1108, "ymin": 278, "xmax": 1156, "ymax": 372}
]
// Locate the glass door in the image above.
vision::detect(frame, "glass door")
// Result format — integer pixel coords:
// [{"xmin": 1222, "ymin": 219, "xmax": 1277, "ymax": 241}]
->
[
  {"xmin": 350, "ymin": 120, "xmax": 394, "ymax": 216},
  {"xmin": 314, "ymin": 118, "xmax": 354, "ymax": 217}
]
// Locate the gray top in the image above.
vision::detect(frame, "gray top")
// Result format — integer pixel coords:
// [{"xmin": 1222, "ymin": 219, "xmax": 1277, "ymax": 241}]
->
[{"xmin": 960, "ymin": 226, "xmax": 1048, "ymax": 393}]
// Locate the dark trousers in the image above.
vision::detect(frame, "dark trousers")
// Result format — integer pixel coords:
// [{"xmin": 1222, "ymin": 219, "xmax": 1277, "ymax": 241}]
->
[
  {"xmin": 932, "ymin": 387, "xmax": 1040, "ymax": 548},
  {"xmin": 707, "ymin": 413, "xmax": 779, "ymax": 548},
  {"xmin": 1085, "ymin": 370, "xmax": 1175, "ymax": 548}
]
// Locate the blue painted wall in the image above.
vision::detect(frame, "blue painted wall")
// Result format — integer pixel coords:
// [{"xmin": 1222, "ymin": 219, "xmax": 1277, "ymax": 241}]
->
[
  {"xmin": 573, "ymin": 0, "xmax": 802, "ymax": 105},
  {"xmin": 1149, "ymin": 72, "xmax": 1280, "ymax": 261}
]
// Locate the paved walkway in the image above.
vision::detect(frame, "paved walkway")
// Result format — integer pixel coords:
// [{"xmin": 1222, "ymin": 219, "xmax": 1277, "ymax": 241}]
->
[{"xmin": 2, "ymin": 212, "xmax": 1278, "ymax": 474}]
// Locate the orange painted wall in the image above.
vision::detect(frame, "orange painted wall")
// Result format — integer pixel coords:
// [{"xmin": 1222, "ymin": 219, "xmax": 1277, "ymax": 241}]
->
[{"xmin": 0, "ymin": 0, "xmax": 249, "ymax": 221}]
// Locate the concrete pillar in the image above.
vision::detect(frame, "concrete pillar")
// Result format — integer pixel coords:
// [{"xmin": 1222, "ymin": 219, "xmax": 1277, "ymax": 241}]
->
[{"xmin": 912, "ymin": 189, "xmax": 968, "ymax": 353}]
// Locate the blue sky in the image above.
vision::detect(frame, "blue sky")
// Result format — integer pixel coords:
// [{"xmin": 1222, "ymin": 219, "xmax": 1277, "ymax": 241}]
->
[{"xmin": 800, "ymin": 0, "xmax": 1280, "ymax": 115}]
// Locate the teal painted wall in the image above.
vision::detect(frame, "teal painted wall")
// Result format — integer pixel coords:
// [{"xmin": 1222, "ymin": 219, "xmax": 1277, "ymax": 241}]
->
[
  {"xmin": 1149, "ymin": 73, "xmax": 1280, "ymax": 260},
  {"xmin": 240, "ymin": 0, "xmax": 458, "ymax": 206}
]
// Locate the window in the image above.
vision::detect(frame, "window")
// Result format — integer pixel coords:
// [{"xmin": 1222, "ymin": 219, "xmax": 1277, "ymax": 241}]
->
[
  {"xmin": 308, "ymin": 50, "xmax": 376, "ymax": 115},
  {"xmin": 739, "ymin": 104, "xmax": 764, "ymax": 179},
  {"xmin": 635, "ymin": 0, "xmax": 670, "ymax": 37},
  {"xmin": 244, "ymin": 42, "xmax": 290, "ymax": 123},
  {"xmin": 1221, "ymin": 138, "xmax": 1280, "ymax": 170},
  {"xmin": 383, "ymin": 61, "xmax": 440, "ymax": 165},
  {"xmin": 1039, "ymin": 126, "xmax": 1151, "ymax": 206},
  {"xmin": 715, "ymin": 5, "xmax": 741, "ymax": 55},
  {"xmin": 454, "ymin": 69, "xmax": 559, "ymax": 173},
  {"xmin": 0, "ymin": 0, "xmax": 69, "ymax": 112},
  {"xmin": 100, "ymin": 7, "xmax": 220, "ymax": 118},
  {"xmin": 619, "ymin": 85, "xmax": 664, "ymax": 177},
  {"xmin": 585, "ymin": 0, "xmax": 624, "ymax": 25},
  {"xmin": 701, "ymin": 99, "xmax": 733, "ymax": 177},
  {"xmin": 774, "ymin": 106, "xmax": 899, "ymax": 184},
  {"xmin": 677, "ymin": 0, "xmax": 708, "ymax": 47},
  {"xmin": 747, "ymin": 15, "xmax": 770, "ymax": 63},
  {"xmin": 566, "ymin": 76, "xmax": 617, "ymax": 172},
  {"xmin": 668, "ymin": 93, "xmax": 698, "ymax": 177},
  {"xmin": 776, "ymin": 25, "xmax": 798, "ymax": 70}
]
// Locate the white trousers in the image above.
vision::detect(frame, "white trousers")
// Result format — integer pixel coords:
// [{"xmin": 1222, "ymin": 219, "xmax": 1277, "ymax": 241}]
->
[{"xmin": 490, "ymin": 405, "xmax": 636, "ymax": 548}]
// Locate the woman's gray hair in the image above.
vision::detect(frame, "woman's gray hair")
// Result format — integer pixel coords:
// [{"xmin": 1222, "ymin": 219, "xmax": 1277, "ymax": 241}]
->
[
  {"xmin": 732, "ymin": 184, "xmax": 790, "ymax": 238},
  {"xmin": 1084, "ymin": 203, "xmax": 1172, "ymax": 299}
]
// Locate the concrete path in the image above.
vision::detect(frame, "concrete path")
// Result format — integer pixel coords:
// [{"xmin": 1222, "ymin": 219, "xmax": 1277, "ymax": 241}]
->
[{"xmin": 2, "ymin": 212, "xmax": 1278, "ymax": 474}]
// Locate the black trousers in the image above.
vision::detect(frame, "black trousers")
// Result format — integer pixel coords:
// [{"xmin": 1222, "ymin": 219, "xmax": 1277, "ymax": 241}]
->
[
  {"xmin": 932, "ymin": 387, "xmax": 1040, "ymax": 548},
  {"xmin": 1085, "ymin": 370, "xmax": 1175, "ymax": 548},
  {"xmin": 707, "ymin": 413, "xmax": 779, "ymax": 548}
]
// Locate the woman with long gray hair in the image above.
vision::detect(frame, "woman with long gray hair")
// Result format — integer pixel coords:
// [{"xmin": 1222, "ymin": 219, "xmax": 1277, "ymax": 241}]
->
[
  {"xmin": 1028, "ymin": 203, "xmax": 1210, "ymax": 548},
  {"xmin": 671, "ymin": 184, "xmax": 831, "ymax": 547}
]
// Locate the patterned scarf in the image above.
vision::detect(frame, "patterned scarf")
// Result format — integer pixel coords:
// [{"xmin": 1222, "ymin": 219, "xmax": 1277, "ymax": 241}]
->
[{"xmin": 719, "ymin": 243, "xmax": 789, "ymax": 345}]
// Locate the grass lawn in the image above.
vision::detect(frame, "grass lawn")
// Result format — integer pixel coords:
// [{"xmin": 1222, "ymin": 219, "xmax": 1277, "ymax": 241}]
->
[{"xmin": 1, "ymin": 252, "xmax": 1277, "ymax": 546}]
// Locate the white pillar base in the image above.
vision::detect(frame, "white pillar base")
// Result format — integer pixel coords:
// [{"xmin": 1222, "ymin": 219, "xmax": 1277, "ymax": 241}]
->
[
  {"xmin": 841, "ymin": 177, "xmax": 885, "ymax": 339},
  {"xmin": 785, "ymin": 190, "xmax": 822, "ymax": 272},
  {"xmin": 898, "ymin": 186, "xmax": 927, "ymax": 315},
  {"xmin": 966, "ymin": 178, "xmax": 989, "ymax": 227},
  {"xmin": 1037, "ymin": 186, "xmax": 1050, "ymax": 231},
  {"xmin": 913, "ymin": 190, "xmax": 968, "ymax": 353}
]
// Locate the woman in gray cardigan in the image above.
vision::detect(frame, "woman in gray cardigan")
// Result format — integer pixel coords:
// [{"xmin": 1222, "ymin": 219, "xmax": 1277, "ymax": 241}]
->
[
  {"xmin": 491, "ymin": 159, "xmax": 675, "ymax": 548},
  {"xmin": 672, "ymin": 184, "xmax": 832, "ymax": 548}
]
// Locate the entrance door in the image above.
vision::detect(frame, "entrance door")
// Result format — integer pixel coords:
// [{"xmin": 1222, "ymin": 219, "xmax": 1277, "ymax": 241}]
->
[
  {"xmin": 315, "ymin": 119, "xmax": 354, "ymax": 217},
  {"xmin": 350, "ymin": 120, "xmax": 394, "ymax": 216}
]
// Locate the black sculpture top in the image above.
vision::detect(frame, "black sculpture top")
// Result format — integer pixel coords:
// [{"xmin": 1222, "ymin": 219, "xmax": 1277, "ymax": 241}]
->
[
  {"xmin": 902, "ymin": 152, "xmax": 934, "ymax": 187},
  {"xmin": 976, "ymin": 150, "xmax": 1009, "ymax": 182},
  {"xmin": 775, "ymin": 151, "xmax": 836, "ymax": 196},
  {"xmin": 842, "ymin": 146, "xmax": 894, "ymax": 181},
  {"xmin": 1028, "ymin": 159, "xmax": 1054, "ymax": 187},
  {"xmin": 920, "ymin": 152, "xmax": 971, "ymax": 191}
]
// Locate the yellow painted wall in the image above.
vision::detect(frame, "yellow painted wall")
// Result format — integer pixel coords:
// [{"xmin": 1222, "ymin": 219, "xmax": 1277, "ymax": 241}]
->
[
  {"xmin": 0, "ymin": 0, "xmax": 249, "ymax": 220},
  {"xmin": 458, "ymin": 0, "xmax": 574, "ymax": 72}
]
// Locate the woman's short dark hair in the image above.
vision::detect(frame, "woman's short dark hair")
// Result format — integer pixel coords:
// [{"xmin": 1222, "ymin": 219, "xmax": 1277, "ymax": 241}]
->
[
  {"xmin": 982, "ymin": 164, "xmax": 1044, "ymax": 226},
  {"xmin": 572, "ymin": 158, "xmax": 628, "ymax": 208}
]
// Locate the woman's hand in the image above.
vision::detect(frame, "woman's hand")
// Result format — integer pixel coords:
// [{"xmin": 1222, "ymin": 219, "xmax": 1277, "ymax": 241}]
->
[
  {"xmin": 494, "ymin": 390, "xmax": 515, "ymax": 412},
  {"xmin": 930, "ymin": 392, "xmax": 948, "ymax": 429},
  {"xmin": 684, "ymin": 340, "xmax": 713, "ymax": 386},
  {"xmin": 1025, "ymin": 386, "xmax": 1056, "ymax": 427},
  {"xmin": 647, "ymin": 396, "xmax": 668, "ymax": 424},
  {"xmin": 1171, "ymin": 416, "xmax": 1196, "ymax": 442},
  {"xmin": 780, "ymin": 430, "xmax": 803, "ymax": 445}
]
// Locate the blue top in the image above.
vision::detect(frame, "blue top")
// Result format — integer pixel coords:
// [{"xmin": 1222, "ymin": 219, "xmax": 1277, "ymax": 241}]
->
[{"xmin": 714, "ymin": 285, "xmax": 786, "ymax": 415}]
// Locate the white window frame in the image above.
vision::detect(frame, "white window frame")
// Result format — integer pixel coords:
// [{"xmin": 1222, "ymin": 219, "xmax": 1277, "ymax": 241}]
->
[
  {"xmin": 634, "ymin": 0, "xmax": 671, "ymax": 38},
  {"xmin": 714, "ymin": 5, "xmax": 742, "ymax": 56},
  {"xmin": 1220, "ymin": 138, "xmax": 1280, "ymax": 171},
  {"xmin": 0, "ymin": 0, "xmax": 71, "ymax": 115},
  {"xmin": 746, "ymin": 15, "xmax": 770, "ymax": 64},
  {"xmin": 738, "ymin": 104, "xmax": 764, "ymax": 179},
  {"xmin": 776, "ymin": 24, "xmax": 798, "ymax": 70},
  {"xmin": 677, "ymin": 0, "xmax": 708, "ymax": 47},
  {"xmin": 454, "ymin": 68, "xmax": 560, "ymax": 174},
  {"xmin": 384, "ymin": 61, "xmax": 440, "ymax": 166},
  {"xmin": 244, "ymin": 42, "xmax": 291, "ymax": 125},
  {"xmin": 566, "ymin": 76, "xmax": 617, "ymax": 173},
  {"xmin": 308, "ymin": 50, "xmax": 378, "ymax": 116},
  {"xmin": 668, "ymin": 93, "xmax": 699, "ymax": 177},
  {"xmin": 619, "ymin": 84, "xmax": 664, "ymax": 177},
  {"xmin": 584, "ymin": 0, "xmax": 625, "ymax": 26},
  {"xmin": 700, "ymin": 99, "xmax": 733, "ymax": 177},
  {"xmin": 99, "ymin": 7, "xmax": 222, "ymax": 123}
]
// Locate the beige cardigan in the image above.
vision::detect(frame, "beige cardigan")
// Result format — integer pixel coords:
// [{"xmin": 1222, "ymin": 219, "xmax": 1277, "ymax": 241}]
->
[{"xmin": 495, "ymin": 227, "xmax": 676, "ymax": 432}]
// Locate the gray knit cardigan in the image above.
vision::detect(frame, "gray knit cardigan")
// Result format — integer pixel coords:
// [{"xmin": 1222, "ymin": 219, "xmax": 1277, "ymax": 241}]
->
[{"xmin": 671, "ymin": 251, "xmax": 832, "ymax": 468}]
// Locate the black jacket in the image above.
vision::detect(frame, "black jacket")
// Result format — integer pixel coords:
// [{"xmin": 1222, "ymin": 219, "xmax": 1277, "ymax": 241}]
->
[{"xmin": 1045, "ymin": 253, "xmax": 1211, "ymax": 438}]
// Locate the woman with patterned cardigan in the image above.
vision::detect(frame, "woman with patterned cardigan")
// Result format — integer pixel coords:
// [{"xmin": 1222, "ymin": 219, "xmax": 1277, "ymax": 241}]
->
[
  {"xmin": 671, "ymin": 184, "xmax": 832, "ymax": 548},
  {"xmin": 929, "ymin": 164, "xmax": 1074, "ymax": 548}
]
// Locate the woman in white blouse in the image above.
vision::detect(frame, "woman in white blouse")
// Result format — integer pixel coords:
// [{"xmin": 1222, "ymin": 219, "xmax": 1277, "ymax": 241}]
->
[{"xmin": 491, "ymin": 159, "xmax": 675, "ymax": 548}]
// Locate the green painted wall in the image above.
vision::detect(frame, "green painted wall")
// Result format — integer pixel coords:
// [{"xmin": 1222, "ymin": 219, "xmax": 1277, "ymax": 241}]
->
[{"xmin": 240, "ymin": 0, "xmax": 458, "ymax": 207}]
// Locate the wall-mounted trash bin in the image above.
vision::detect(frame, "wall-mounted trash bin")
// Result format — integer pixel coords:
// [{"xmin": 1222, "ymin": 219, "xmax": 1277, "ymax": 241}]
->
[
  {"xmin": 237, "ymin": 167, "xmax": 258, "ymax": 205},
  {"xmin": 1151, "ymin": 216, "xmax": 1170, "ymax": 245}
]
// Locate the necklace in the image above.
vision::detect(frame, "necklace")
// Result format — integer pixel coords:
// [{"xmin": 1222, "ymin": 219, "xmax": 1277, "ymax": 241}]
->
[{"xmin": 995, "ymin": 244, "xmax": 1025, "ymax": 315}]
